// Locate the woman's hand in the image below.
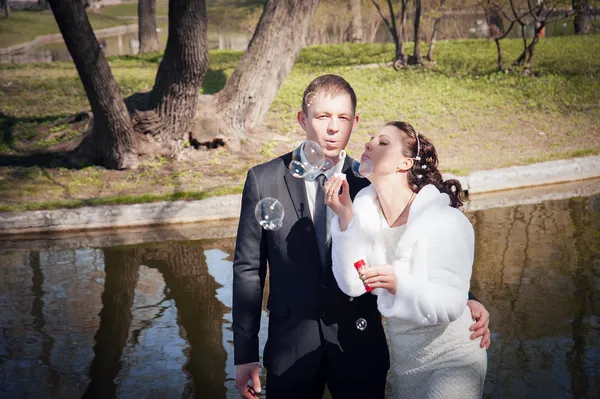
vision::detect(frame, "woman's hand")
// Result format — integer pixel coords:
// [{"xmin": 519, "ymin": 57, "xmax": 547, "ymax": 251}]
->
[
  {"xmin": 324, "ymin": 176, "xmax": 353, "ymax": 231},
  {"xmin": 361, "ymin": 265, "xmax": 398, "ymax": 295}
]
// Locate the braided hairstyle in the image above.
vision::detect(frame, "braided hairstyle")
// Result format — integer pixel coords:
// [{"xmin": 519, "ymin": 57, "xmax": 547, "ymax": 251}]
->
[{"xmin": 387, "ymin": 121, "xmax": 465, "ymax": 208}]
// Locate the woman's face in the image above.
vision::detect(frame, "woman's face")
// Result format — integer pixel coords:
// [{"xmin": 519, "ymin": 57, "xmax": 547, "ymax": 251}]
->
[{"xmin": 361, "ymin": 125, "xmax": 410, "ymax": 177}]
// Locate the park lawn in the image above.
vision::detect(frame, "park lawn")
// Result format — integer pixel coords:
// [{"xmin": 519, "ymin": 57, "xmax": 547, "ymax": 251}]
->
[
  {"xmin": 0, "ymin": 9, "xmax": 135, "ymax": 49},
  {"xmin": 0, "ymin": 35, "xmax": 599, "ymax": 212}
]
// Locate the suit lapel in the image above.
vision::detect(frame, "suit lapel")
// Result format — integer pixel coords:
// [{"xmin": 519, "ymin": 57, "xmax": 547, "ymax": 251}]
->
[{"xmin": 283, "ymin": 153, "xmax": 310, "ymax": 221}]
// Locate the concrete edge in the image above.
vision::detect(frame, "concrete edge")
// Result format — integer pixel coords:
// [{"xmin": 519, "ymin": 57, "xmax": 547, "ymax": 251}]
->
[{"xmin": 1, "ymin": 155, "xmax": 599, "ymax": 235}]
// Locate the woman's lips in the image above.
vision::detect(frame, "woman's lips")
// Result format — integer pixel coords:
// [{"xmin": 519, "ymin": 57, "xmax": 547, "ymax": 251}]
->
[{"xmin": 361, "ymin": 154, "xmax": 369, "ymax": 162}]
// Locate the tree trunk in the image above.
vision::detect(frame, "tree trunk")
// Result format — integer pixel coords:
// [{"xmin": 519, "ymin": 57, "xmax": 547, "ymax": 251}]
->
[
  {"xmin": 513, "ymin": 21, "xmax": 544, "ymax": 71},
  {"xmin": 426, "ymin": 0, "xmax": 445, "ymax": 63},
  {"xmin": 48, "ymin": 0, "xmax": 137, "ymax": 169},
  {"xmin": 398, "ymin": 0, "xmax": 408, "ymax": 65},
  {"xmin": 495, "ymin": 38, "xmax": 503, "ymax": 71},
  {"xmin": 573, "ymin": 0, "xmax": 594, "ymax": 34},
  {"xmin": 193, "ymin": 0, "xmax": 320, "ymax": 145},
  {"xmin": 139, "ymin": 0, "xmax": 160, "ymax": 53},
  {"xmin": 348, "ymin": 0, "xmax": 364, "ymax": 43},
  {"xmin": 3, "ymin": 0, "xmax": 11, "ymax": 18},
  {"xmin": 128, "ymin": 0, "xmax": 209, "ymax": 155},
  {"xmin": 413, "ymin": 0, "xmax": 423, "ymax": 65},
  {"xmin": 371, "ymin": 0, "xmax": 406, "ymax": 69}
]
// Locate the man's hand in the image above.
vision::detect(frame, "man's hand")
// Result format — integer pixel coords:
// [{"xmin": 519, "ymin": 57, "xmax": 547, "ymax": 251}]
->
[
  {"xmin": 467, "ymin": 300, "xmax": 491, "ymax": 349},
  {"xmin": 324, "ymin": 176, "xmax": 353, "ymax": 231},
  {"xmin": 236, "ymin": 363, "xmax": 261, "ymax": 398}
]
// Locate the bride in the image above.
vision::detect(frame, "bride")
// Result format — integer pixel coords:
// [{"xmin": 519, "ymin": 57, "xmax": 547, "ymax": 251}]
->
[{"xmin": 325, "ymin": 121, "xmax": 487, "ymax": 398}]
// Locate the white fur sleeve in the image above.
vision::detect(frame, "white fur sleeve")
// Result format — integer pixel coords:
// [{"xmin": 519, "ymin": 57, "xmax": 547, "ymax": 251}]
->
[
  {"xmin": 330, "ymin": 216, "xmax": 370, "ymax": 297},
  {"xmin": 377, "ymin": 210, "xmax": 474, "ymax": 324}
]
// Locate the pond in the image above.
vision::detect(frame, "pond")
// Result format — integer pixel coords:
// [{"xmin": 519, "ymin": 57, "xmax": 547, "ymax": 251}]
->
[{"xmin": 0, "ymin": 181, "xmax": 599, "ymax": 398}]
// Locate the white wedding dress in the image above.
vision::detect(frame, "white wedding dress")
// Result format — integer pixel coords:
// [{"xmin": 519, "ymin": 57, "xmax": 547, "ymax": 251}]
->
[
  {"xmin": 381, "ymin": 227, "xmax": 487, "ymax": 399},
  {"xmin": 330, "ymin": 185, "xmax": 487, "ymax": 398}
]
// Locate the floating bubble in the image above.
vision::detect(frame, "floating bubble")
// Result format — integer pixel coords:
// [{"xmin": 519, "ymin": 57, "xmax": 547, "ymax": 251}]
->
[
  {"xmin": 320, "ymin": 158, "xmax": 334, "ymax": 173},
  {"xmin": 254, "ymin": 197, "xmax": 284, "ymax": 231},
  {"xmin": 351, "ymin": 158, "xmax": 373, "ymax": 178},
  {"xmin": 303, "ymin": 140, "xmax": 325, "ymax": 169},
  {"xmin": 289, "ymin": 160, "xmax": 309, "ymax": 178},
  {"xmin": 305, "ymin": 91, "xmax": 317, "ymax": 108},
  {"xmin": 290, "ymin": 140, "xmax": 326, "ymax": 182},
  {"xmin": 356, "ymin": 318, "xmax": 368, "ymax": 331}
]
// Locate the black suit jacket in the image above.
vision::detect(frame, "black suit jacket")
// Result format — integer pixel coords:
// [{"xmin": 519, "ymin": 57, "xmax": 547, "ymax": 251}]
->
[{"xmin": 232, "ymin": 152, "xmax": 390, "ymax": 379}]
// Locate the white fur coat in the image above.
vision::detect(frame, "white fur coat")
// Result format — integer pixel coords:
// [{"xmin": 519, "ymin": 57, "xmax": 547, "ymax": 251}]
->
[{"xmin": 331, "ymin": 184, "xmax": 475, "ymax": 326}]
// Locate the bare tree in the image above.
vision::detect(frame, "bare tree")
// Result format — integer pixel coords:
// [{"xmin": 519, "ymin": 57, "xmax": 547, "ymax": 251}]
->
[
  {"xmin": 139, "ymin": 0, "xmax": 161, "ymax": 53},
  {"xmin": 349, "ymin": 0, "xmax": 365, "ymax": 42},
  {"xmin": 485, "ymin": 3, "xmax": 507, "ymax": 70},
  {"xmin": 484, "ymin": 0, "xmax": 574, "ymax": 73},
  {"xmin": 426, "ymin": 0, "xmax": 446, "ymax": 63},
  {"xmin": 371, "ymin": 0, "xmax": 409, "ymax": 69}
]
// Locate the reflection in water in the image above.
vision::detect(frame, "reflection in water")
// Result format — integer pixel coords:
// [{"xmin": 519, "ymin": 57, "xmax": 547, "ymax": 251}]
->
[
  {"xmin": 0, "ymin": 194, "xmax": 598, "ymax": 397},
  {"xmin": 469, "ymin": 195, "xmax": 600, "ymax": 398},
  {"xmin": 84, "ymin": 247, "xmax": 140, "ymax": 399}
]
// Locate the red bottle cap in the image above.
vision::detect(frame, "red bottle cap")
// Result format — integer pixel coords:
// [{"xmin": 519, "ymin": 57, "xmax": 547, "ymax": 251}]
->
[{"xmin": 354, "ymin": 259, "xmax": 366, "ymax": 270}]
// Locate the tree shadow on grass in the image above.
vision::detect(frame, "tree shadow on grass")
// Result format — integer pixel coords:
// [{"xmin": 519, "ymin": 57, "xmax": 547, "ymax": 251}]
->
[{"xmin": 0, "ymin": 112, "xmax": 84, "ymax": 169}]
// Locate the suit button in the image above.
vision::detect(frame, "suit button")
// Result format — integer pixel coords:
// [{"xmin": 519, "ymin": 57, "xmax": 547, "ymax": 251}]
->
[{"xmin": 349, "ymin": 297, "xmax": 354, "ymax": 302}]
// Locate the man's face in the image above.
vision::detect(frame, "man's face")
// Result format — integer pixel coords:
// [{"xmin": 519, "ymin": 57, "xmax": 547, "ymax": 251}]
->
[{"xmin": 297, "ymin": 92, "xmax": 359, "ymax": 163}]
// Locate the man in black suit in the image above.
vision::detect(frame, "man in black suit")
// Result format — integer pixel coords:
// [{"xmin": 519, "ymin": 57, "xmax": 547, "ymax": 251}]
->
[{"xmin": 233, "ymin": 75, "xmax": 491, "ymax": 399}]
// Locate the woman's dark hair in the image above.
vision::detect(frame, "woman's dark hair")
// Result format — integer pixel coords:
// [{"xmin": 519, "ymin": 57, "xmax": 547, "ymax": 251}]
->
[{"xmin": 386, "ymin": 121, "xmax": 465, "ymax": 208}]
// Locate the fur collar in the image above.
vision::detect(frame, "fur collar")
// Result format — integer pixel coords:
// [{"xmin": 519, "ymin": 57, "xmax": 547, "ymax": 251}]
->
[{"xmin": 352, "ymin": 184, "xmax": 451, "ymax": 239}]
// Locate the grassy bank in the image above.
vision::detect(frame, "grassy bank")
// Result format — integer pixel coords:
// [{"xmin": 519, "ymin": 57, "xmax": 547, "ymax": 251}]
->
[{"xmin": 1, "ymin": 35, "xmax": 599, "ymax": 212}]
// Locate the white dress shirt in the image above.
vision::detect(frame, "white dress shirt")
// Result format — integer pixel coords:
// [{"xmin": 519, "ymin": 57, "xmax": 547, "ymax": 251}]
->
[{"xmin": 300, "ymin": 148, "xmax": 347, "ymax": 241}]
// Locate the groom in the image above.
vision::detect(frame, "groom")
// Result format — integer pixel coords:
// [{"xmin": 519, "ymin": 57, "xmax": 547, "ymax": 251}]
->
[{"xmin": 233, "ymin": 74, "xmax": 491, "ymax": 399}]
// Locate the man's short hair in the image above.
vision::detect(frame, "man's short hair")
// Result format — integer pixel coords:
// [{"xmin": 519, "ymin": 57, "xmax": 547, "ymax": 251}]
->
[{"xmin": 301, "ymin": 74, "xmax": 357, "ymax": 116}]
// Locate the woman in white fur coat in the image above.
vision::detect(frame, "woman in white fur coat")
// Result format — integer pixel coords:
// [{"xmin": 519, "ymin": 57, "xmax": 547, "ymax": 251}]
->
[{"xmin": 324, "ymin": 121, "xmax": 487, "ymax": 398}]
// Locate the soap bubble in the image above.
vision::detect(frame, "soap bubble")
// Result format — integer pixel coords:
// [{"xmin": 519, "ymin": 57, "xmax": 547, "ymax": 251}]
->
[
  {"xmin": 289, "ymin": 140, "xmax": 326, "ymax": 181},
  {"xmin": 319, "ymin": 158, "xmax": 334, "ymax": 173},
  {"xmin": 254, "ymin": 197, "xmax": 284, "ymax": 231},
  {"xmin": 303, "ymin": 140, "xmax": 325, "ymax": 170},
  {"xmin": 356, "ymin": 318, "xmax": 368, "ymax": 331},
  {"xmin": 289, "ymin": 160, "xmax": 309, "ymax": 178},
  {"xmin": 351, "ymin": 158, "xmax": 373, "ymax": 178},
  {"xmin": 305, "ymin": 91, "xmax": 317, "ymax": 108}
]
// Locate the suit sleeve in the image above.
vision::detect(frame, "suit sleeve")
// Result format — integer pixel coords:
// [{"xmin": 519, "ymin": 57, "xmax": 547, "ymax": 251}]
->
[
  {"xmin": 377, "ymin": 210, "xmax": 474, "ymax": 325},
  {"xmin": 232, "ymin": 168, "xmax": 268, "ymax": 365}
]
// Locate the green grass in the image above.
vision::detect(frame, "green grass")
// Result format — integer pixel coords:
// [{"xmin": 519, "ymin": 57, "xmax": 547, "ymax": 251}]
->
[
  {"xmin": 1, "ymin": 34, "xmax": 599, "ymax": 212},
  {"xmin": 0, "ymin": 9, "xmax": 134, "ymax": 48}
]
